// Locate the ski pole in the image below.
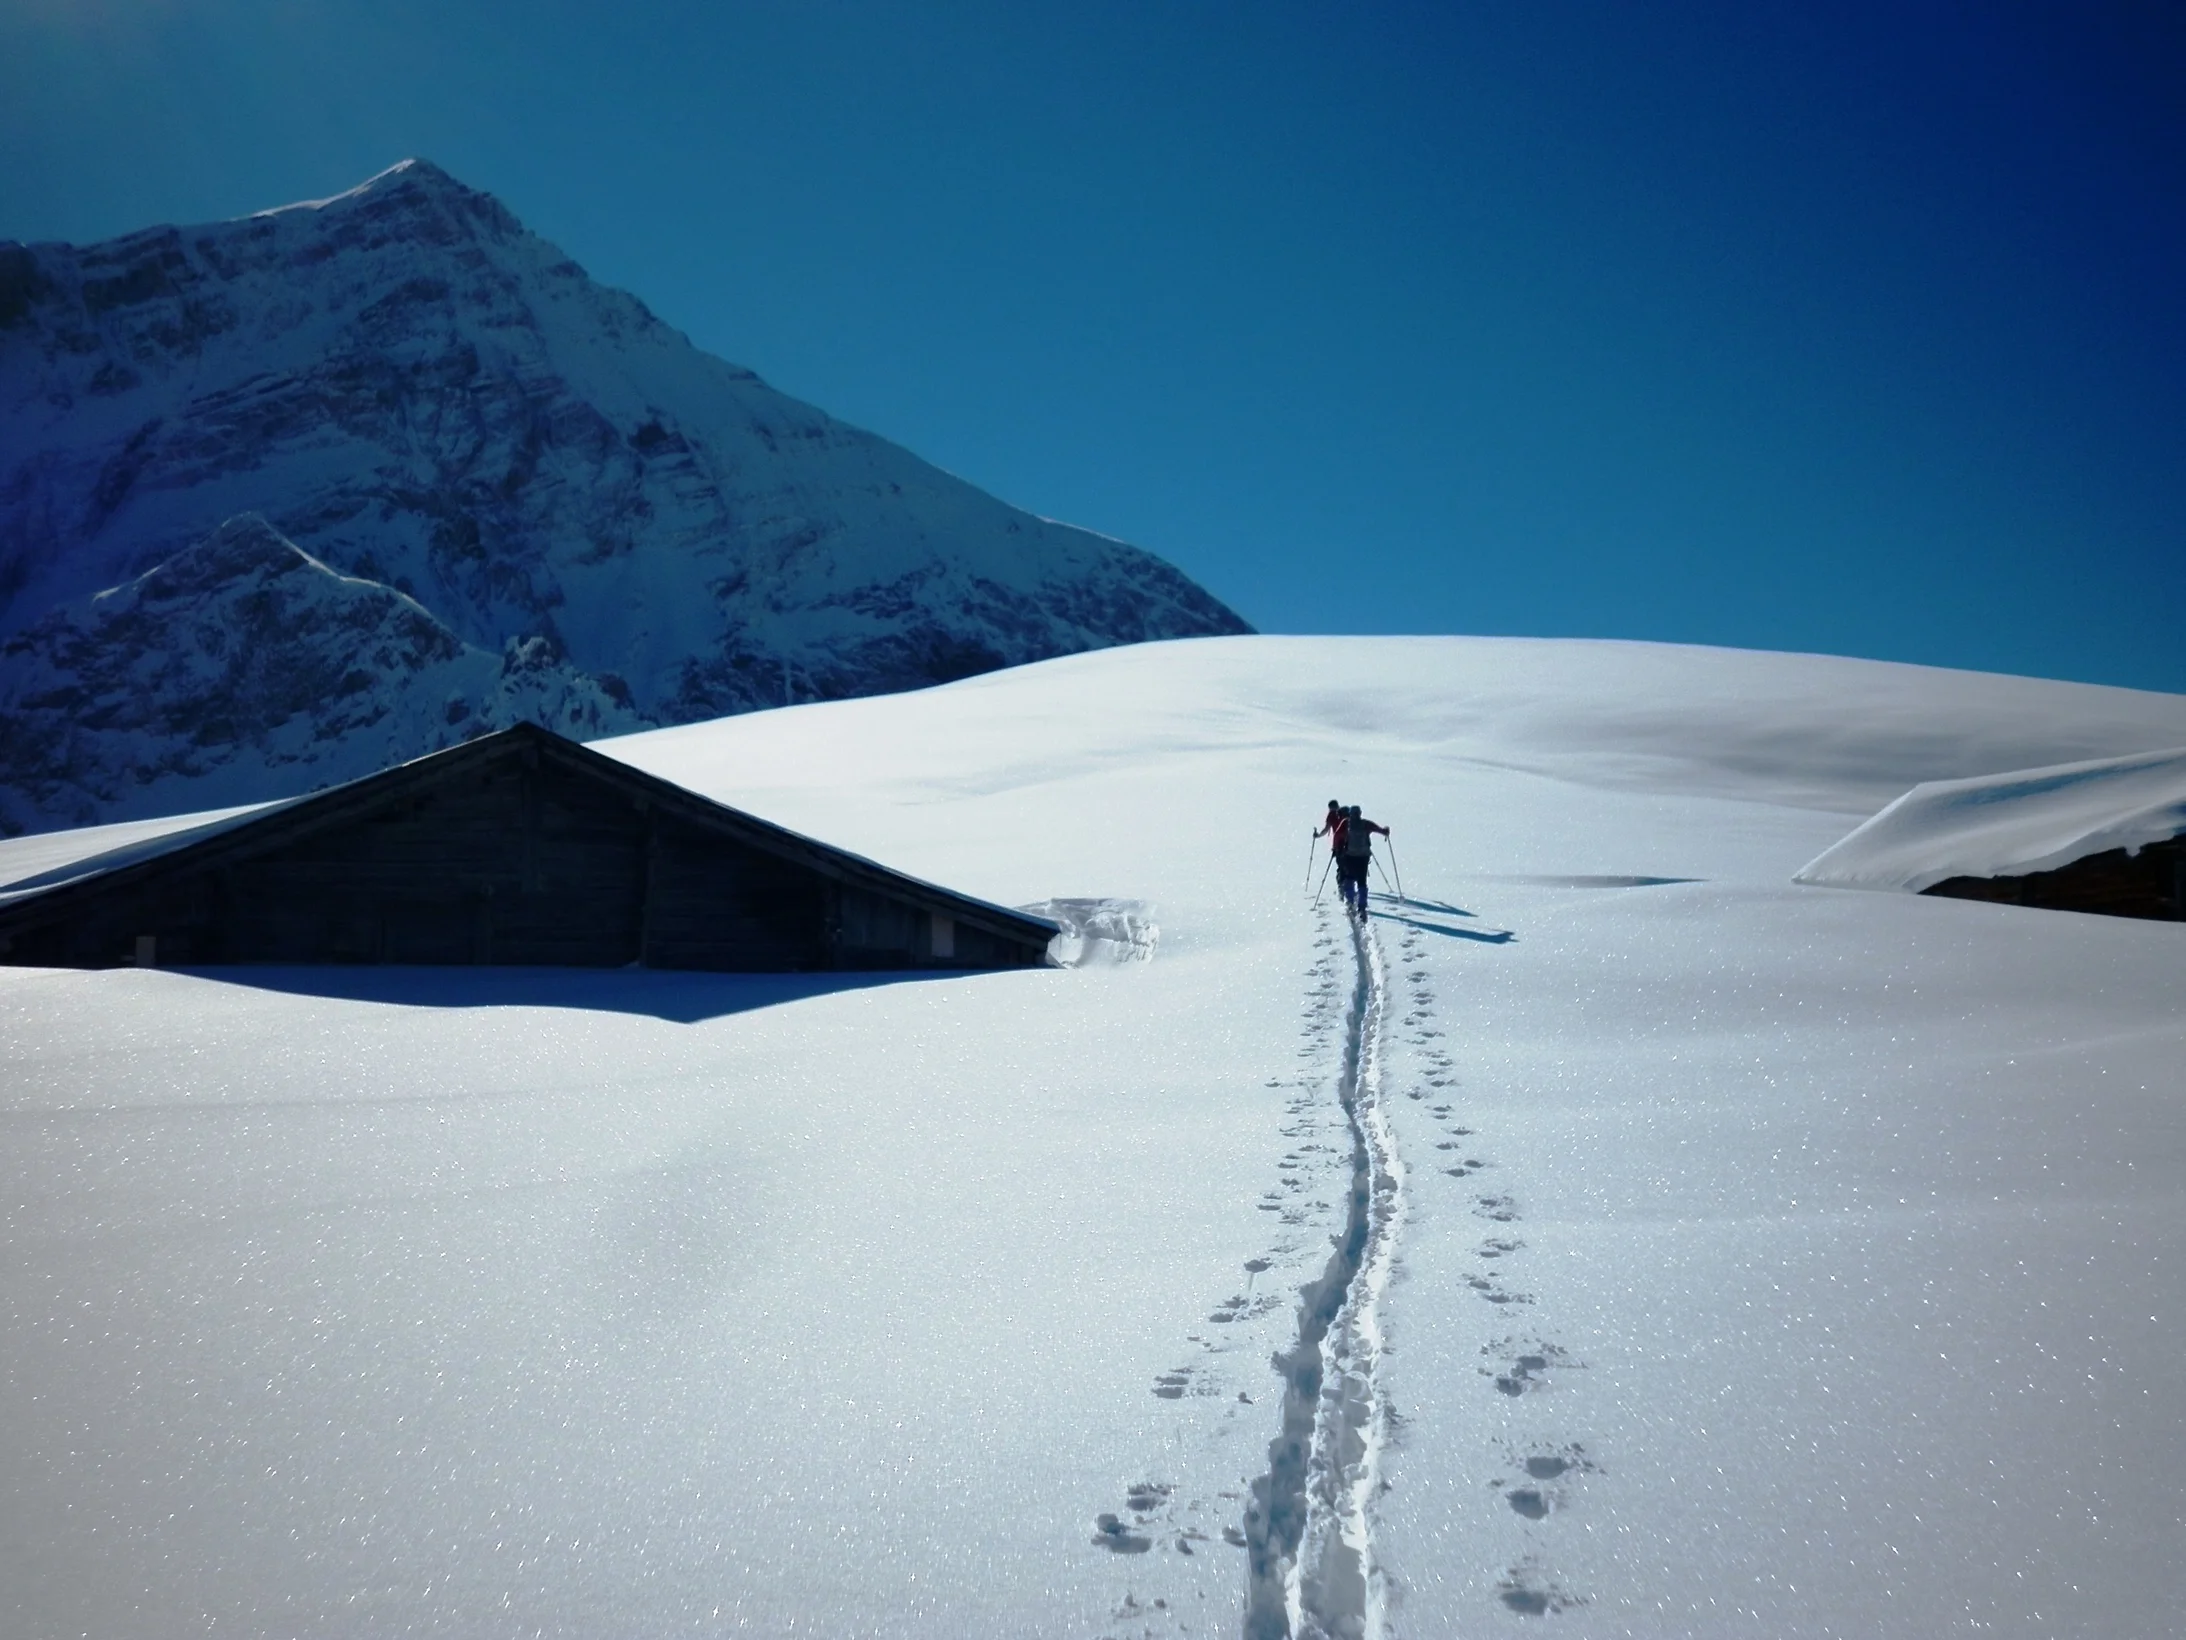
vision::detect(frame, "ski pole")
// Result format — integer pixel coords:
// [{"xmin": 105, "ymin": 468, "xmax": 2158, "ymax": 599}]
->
[
  {"xmin": 1372, "ymin": 855, "xmax": 1394, "ymax": 900},
  {"xmin": 1303, "ymin": 832, "xmax": 1316, "ymax": 896},
  {"xmin": 1314, "ymin": 855, "xmax": 1334, "ymax": 906},
  {"xmin": 1386, "ymin": 837, "xmax": 1405, "ymax": 902}
]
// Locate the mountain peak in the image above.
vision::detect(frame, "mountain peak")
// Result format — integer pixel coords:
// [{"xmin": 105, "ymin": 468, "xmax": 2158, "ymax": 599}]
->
[
  {"xmin": 0, "ymin": 165, "xmax": 1249, "ymax": 832},
  {"xmin": 251, "ymin": 156, "xmax": 486, "ymax": 221}
]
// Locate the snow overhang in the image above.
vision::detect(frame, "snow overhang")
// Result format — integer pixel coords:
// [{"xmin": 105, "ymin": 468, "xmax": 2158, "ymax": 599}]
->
[{"xmin": 1794, "ymin": 746, "xmax": 2186, "ymax": 894}]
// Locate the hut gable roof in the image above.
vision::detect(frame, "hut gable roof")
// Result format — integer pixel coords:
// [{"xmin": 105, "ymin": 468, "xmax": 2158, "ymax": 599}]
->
[
  {"xmin": 1795, "ymin": 746, "xmax": 2186, "ymax": 895},
  {"xmin": 0, "ymin": 723, "xmax": 1057, "ymax": 951}
]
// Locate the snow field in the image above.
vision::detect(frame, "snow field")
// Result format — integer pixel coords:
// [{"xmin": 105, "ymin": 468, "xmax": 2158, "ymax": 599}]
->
[
  {"xmin": 5, "ymin": 633, "xmax": 2185, "ymax": 1637},
  {"xmin": 1369, "ymin": 872, "xmax": 2186, "ymax": 1636},
  {"xmin": 2, "ymin": 942, "xmax": 1339, "ymax": 1635}
]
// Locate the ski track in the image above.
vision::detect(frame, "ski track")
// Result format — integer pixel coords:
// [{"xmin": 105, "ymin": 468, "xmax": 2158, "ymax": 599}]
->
[
  {"xmin": 1086, "ymin": 907, "xmax": 1362, "ymax": 1639},
  {"xmin": 1246, "ymin": 904, "xmax": 1404, "ymax": 1640}
]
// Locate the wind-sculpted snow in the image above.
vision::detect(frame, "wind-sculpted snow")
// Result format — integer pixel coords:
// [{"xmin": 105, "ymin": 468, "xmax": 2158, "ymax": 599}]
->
[
  {"xmin": 1020, "ymin": 897, "xmax": 1160, "ymax": 966},
  {"xmin": 1795, "ymin": 744, "xmax": 2186, "ymax": 893},
  {"xmin": 0, "ymin": 159, "xmax": 1248, "ymax": 832}
]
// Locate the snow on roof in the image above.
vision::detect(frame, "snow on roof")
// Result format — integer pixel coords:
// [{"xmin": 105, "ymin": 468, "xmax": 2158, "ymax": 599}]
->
[
  {"xmin": 0, "ymin": 801, "xmax": 285, "ymax": 909},
  {"xmin": 0, "ymin": 727, "xmax": 1058, "ymax": 944},
  {"xmin": 1794, "ymin": 745, "xmax": 2186, "ymax": 894}
]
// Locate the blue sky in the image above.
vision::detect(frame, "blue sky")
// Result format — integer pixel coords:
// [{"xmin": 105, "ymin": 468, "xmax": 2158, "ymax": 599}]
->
[{"xmin": 5, "ymin": 0, "xmax": 2181, "ymax": 692}]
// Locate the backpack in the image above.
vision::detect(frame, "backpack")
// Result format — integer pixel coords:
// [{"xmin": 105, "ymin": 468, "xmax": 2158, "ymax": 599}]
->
[{"xmin": 1343, "ymin": 814, "xmax": 1373, "ymax": 858}]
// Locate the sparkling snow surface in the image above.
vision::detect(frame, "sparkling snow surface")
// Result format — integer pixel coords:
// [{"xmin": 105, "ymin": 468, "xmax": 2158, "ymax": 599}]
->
[
  {"xmin": 4, "ymin": 636, "xmax": 2184, "ymax": 1639},
  {"xmin": 1795, "ymin": 745, "xmax": 2186, "ymax": 893}
]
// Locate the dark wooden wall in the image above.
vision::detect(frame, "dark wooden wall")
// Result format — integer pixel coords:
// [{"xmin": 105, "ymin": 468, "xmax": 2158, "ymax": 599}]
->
[
  {"xmin": 1925, "ymin": 834, "xmax": 2186, "ymax": 922},
  {"xmin": 0, "ymin": 750, "xmax": 1054, "ymax": 971}
]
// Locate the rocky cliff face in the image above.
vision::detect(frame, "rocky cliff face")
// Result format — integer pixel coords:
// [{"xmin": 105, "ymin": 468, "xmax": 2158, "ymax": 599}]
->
[
  {"xmin": 0, "ymin": 515, "xmax": 644, "ymax": 833},
  {"xmin": 0, "ymin": 160, "xmax": 1248, "ymax": 832}
]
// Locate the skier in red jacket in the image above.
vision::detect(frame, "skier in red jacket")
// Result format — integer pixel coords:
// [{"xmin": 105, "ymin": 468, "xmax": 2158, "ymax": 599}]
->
[{"xmin": 1315, "ymin": 799, "xmax": 1346, "ymax": 859}]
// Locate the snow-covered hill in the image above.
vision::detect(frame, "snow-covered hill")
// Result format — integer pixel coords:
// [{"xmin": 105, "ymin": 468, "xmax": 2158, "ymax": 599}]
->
[
  {"xmin": 4, "ymin": 635, "xmax": 2184, "ymax": 1638},
  {"xmin": 0, "ymin": 160, "xmax": 1247, "ymax": 833}
]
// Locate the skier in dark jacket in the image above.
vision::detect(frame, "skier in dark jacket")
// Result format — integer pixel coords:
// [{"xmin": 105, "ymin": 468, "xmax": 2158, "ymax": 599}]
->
[{"xmin": 1336, "ymin": 805, "xmax": 1388, "ymax": 916}]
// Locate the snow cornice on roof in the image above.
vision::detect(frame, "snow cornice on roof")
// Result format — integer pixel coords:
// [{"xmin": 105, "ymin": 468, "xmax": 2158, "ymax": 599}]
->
[{"xmin": 1795, "ymin": 746, "xmax": 2186, "ymax": 895}]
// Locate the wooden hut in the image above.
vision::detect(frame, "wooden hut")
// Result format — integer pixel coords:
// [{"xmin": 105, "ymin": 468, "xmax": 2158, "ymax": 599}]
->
[
  {"xmin": 0, "ymin": 724, "xmax": 1057, "ymax": 971},
  {"xmin": 1924, "ymin": 834, "xmax": 2185, "ymax": 921},
  {"xmin": 1794, "ymin": 746, "xmax": 2186, "ymax": 924}
]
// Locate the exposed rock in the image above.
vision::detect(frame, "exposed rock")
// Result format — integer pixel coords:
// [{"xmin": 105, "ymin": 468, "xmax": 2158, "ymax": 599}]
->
[
  {"xmin": 0, "ymin": 160, "xmax": 1249, "ymax": 831},
  {"xmin": 0, "ymin": 515, "xmax": 640, "ymax": 834}
]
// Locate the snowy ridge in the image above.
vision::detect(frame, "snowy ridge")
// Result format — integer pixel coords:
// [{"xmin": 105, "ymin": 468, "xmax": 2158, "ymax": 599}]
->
[
  {"xmin": 0, "ymin": 159, "xmax": 1247, "ymax": 832},
  {"xmin": 1795, "ymin": 745, "xmax": 2186, "ymax": 893}
]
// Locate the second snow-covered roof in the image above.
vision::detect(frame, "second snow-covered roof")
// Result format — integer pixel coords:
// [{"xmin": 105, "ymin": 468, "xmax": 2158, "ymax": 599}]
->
[{"xmin": 1794, "ymin": 746, "xmax": 2186, "ymax": 894}]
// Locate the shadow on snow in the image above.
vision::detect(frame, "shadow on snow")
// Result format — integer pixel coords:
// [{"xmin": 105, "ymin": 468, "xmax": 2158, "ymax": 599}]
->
[
  {"xmin": 1361, "ymin": 892, "xmax": 1517, "ymax": 944},
  {"xmin": 1369, "ymin": 912, "xmax": 1516, "ymax": 944},
  {"xmin": 172, "ymin": 963, "xmax": 1001, "ymax": 1024},
  {"xmin": 1373, "ymin": 892, "xmax": 1478, "ymax": 918}
]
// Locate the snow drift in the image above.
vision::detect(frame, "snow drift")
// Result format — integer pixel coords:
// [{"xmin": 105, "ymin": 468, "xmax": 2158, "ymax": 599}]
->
[{"xmin": 1795, "ymin": 744, "xmax": 2186, "ymax": 893}]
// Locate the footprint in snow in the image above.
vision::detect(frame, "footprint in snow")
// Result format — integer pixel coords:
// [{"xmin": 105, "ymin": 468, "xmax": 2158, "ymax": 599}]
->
[
  {"xmin": 1485, "ymin": 1341, "xmax": 1573, "ymax": 1396},
  {"xmin": 1495, "ymin": 1444, "xmax": 1598, "ymax": 1512},
  {"xmin": 1506, "ymin": 1487, "xmax": 1550, "ymax": 1519},
  {"xmin": 1524, "ymin": 1450, "xmax": 1595, "ymax": 1479},
  {"xmin": 1467, "ymin": 1274, "xmax": 1532, "ymax": 1306},
  {"xmin": 1092, "ymin": 1513, "xmax": 1152, "ymax": 1553},
  {"xmin": 1497, "ymin": 1572, "xmax": 1582, "ymax": 1616}
]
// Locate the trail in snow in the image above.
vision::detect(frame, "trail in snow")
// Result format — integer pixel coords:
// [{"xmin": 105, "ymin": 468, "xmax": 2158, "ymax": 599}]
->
[{"xmin": 1245, "ymin": 909, "xmax": 1404, "ymax": 1640}]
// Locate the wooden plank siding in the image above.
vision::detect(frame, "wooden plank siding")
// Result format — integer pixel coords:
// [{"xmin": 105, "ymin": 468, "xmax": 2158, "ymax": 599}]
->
[
  {"xmin": 643, "ymin": 818, "xmax": 831, "ymax": 971},
  {"xmin": 1924, "ymin": 833, "xmax": 2186, "ymax": 922},
  {"xmin": 0, "ymin": 725, "xmax": 1058, "ymax": 972}
]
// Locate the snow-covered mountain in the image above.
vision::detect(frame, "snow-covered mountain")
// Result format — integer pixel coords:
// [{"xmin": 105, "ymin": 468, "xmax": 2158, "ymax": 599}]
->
[
  {"xmin": 0, "ymin": 514, "xmax": 643, "ymax": 833},
  {"xmin": 0, "ymin": 159, "xmax": 1248, "ymax": 833}
]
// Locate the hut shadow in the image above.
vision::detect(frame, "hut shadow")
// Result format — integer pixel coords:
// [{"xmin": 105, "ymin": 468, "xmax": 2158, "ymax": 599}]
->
[{"xmin": 177, "ymin": 964, "xmax": 998, "ymax": 1025}]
